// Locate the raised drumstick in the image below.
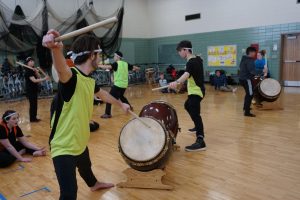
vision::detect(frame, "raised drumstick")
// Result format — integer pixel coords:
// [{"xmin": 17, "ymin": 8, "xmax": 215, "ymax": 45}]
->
[
  {"xmin": 128, "ymin": 110, "xmax": 151, "ymax": 129},
  {"xmin": 16, "ymin": 61, "xmax": 35, "ymax": 71},
  {"xmin": 16, "ymin": 62, "xmax": 48, "ymax": 78},
  {"xmin": 54, "ymin": 17, "xmax": 118, "ymax": 42}
]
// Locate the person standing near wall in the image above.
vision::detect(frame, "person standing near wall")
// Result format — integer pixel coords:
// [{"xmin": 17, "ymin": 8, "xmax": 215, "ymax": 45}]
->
[
  {"xmin": 169, "ymin": 40, "xmax": 206, "ymax": 152},
  {"xmin": 239, "ymin": 47, "xmax": 257, "ymax": 117},
  {"xmin": 98, "ymin": 51, "xmax": 139, "ymax": 118},
  {"xmin": 24, "ymin": 57, "xmax": 49, "ymax": 122}
]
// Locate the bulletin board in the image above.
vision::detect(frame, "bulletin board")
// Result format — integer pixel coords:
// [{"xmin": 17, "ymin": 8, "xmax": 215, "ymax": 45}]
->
[{"xmin": 207, "ymin": 45, "xmax": 237, "ymax": 67}]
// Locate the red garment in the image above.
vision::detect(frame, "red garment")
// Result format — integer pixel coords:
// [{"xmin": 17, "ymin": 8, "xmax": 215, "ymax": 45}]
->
[
  {"xmin": 66, "ymin": 59, "xmax": 75, "ymax": 67},
  {"xmin": 171, "ymin": 69, "xmax": 176, "ymax": 79}
]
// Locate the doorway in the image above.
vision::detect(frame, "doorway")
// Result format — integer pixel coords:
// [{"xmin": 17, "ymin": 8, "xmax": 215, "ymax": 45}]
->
[{"xmin": 281, "ymin": 33, "xmax": 300, "ymax": 86}]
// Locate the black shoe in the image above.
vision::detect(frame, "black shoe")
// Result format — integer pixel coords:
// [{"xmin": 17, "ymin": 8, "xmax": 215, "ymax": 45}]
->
[
  {"xmin": 244, "ymin": 113, "xmax": 256, "ymax": 117},
  {"xmin": 30, "ymin": 118, "xmax": 41, "ymax": 123},
  {"xmin": 188, "ymin": 127, "xmax": 197, "ymax": 132},
  {"xmin": 89, "ymin": 121, "xmax": 100, "ymax": 132},
  {"xmin": 185, "ymin": 139, "xmax": 206, "ymax": 152}
]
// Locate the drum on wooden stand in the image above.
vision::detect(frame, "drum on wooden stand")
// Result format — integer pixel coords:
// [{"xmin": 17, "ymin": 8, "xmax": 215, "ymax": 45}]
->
[
  {"xmin": 254, "ymin": 78, "xmax": 281, "ymax": 102},
  {"xmin": 119, "ymin": 117, "xmax": 173, "ymax": 171},
  {"xmin": 145, "ymin": 68, "xmax": 155, "ymax": 84},
  {"xmin": 119, "ymin": 101, "xmax": 179, "ymax": 172}
]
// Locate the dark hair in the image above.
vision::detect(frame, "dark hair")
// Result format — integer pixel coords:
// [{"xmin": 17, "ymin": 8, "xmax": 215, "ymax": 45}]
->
[
  {"xmin": 115, "ymin": 51, "xmax": 123, "ymax": 58},
  {"xmin": 259, "ymin": 50, "xmax": 266, "ymax": 56},
  {"xmin": 71, "ymin": 34, "xmax": 101, "ymax": 65},
  {"xmin": 2, "ymin": 110, "xmax": 17, "ymax": 123},
  {"xmin": 246, "ymin": 47, "xmax": 257, "ymax": 55},
  {"xmin": 159, "ymin": 72, "xmax": 164, "ymax": 75},
  {"xmin": 176, "ymin": 40, "xmax": 192, "ymax": 53}
]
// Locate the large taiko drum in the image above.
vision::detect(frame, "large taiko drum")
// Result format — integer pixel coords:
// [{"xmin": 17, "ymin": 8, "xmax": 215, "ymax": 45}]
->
[
  {"xmin": 139, "ymin": 100, "xmax": 179, "ymax": 140},
  {"xmin": 119, "ymin": 117, "xmax": 173, "ymax": 171},
  {"xmin": 254, "ymin": 78, "xmax": 281, "ymax": 102}
]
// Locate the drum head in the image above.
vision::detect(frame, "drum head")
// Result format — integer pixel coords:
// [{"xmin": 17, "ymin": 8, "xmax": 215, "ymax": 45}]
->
[
  {"xmin": 120, "ymin": 117, "xmax": 166, "ymax": 162},
  {"xmin": 259, "ymin": 78, "xmax": 281, "ymax": 97}
]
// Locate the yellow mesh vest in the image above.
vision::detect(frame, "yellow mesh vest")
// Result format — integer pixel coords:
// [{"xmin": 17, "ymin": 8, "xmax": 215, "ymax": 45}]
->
[
  {"xmin": 187, "ymin": 76, "xmax": 203, "ymax": 97},
  {"xmin": 50, "ymin": 68, "xmax": 95, "ymax": 158},
  {"xmin": 114, "ymin": 60, "xmax": 128, "ymax": 88}
]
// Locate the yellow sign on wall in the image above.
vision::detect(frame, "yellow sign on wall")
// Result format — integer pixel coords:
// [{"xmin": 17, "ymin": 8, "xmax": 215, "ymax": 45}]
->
[{"xmin": 208, "ymin": 45, "xmax": 237, "ymax": 67}]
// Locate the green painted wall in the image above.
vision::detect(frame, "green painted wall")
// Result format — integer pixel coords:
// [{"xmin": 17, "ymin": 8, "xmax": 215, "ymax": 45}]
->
[
  {"xmin": 120, "ymin": 22, "xmax": 300, "ymax": 80},
  {"xmin": 119, "ymin": 38, "xmax": 151, "ymax": 65}
]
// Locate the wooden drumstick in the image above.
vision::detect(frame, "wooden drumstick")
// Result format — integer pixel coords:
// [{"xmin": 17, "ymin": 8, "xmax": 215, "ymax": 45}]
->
[
  {"xmin": 16, "ymin": 62, "xmax": 48, "ymax": 78},
  {"xmin": 152, "ymin": 81, "xmax": 182, "ymax": 91},
  {"xmin": 128, "ymin": 110, "xmax": 151, "ymax": 129},
  {"xmin": 16, "ymin": 61, "xmax": 35, "ymax": 71},
  {"xmin": 152, "ymin": 85, "xmax": 169, "ymax": 91},
  {"xmin": 54, "ymin": 17, "xmax": 118, "ymax": 42},
  {"xmin": 37, "ymin": 67, "xmax": 48, "ymax": 77}
]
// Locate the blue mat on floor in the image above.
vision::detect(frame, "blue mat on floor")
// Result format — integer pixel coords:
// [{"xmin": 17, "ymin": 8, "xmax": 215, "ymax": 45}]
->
[{"xmin": 0, "ymin": 193, "xmax": 7, "ymax": 200}]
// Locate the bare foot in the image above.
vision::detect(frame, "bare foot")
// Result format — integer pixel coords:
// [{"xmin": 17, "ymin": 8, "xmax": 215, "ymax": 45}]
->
[
  {"xmin": 33, "ymin": 149, "xmax": 46, "ymax": 157},
  {"xmin": 90, "ymin": 181, "xmax": 114, "ymax": 192}
]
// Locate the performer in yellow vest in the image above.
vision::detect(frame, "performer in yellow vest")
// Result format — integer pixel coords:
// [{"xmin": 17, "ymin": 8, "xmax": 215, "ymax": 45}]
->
[
  {"xmin": 169, "ymin": 40, "xmax": 206, "ymax": 152},
  {"xmin": 43, "ymin": 31, "xmax": 130, "ymax": 199},
  {"xmin": 99, "ymin": 51, "xmax": 139, "ymax": 118}
]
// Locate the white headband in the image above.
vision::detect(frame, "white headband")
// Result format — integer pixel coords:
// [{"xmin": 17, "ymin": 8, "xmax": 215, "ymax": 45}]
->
[
  {"xmin": 68, "ymin": 48, "xmax": 102, "ymax": 62},
  {"xmin": 183, "ymin": 48, "xmax": 193, "ymax": 52},
  {"xmin": 4, "ymin": 112, "xmax": 18, "ymax": 120}
]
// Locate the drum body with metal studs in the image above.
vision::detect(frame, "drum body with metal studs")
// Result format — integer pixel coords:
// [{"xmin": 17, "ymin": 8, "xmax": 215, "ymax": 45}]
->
[{"xmin": 139, "ymin": 100, "xmax": 179, "ymax": 139}]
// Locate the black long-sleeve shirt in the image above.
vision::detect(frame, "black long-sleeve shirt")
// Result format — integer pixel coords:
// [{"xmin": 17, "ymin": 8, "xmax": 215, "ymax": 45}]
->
[
  {"xmin": 186, "ymin": 56, "xmax": 205, "ymax": 93},
  {"xmin": 239, "ymin": 55, "xmax": 256, "ymax": 80}
]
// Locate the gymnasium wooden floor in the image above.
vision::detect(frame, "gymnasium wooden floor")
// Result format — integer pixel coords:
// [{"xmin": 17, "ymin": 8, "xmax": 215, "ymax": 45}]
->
[{"xmin": 0, "ymin": 84, "xmax": 299, "ymax": 200}]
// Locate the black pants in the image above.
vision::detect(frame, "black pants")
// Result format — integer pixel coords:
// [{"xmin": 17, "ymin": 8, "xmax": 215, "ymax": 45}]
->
[
  {"xmin": 27, "ymin": 91, "xmax": 38, "ymax": 121},
  {"xmin": 0, "ymin": 142, "xmax": 35, "ymax": 168},
  {"xmin": 105, "ymin": 85, "xmax": 130, "ymax": 115},
  {"xmin": 240, "ymin": 79, "xmax": 254, "ymax": 114},
  {"xmin": 184, "ymin": 95, "xmax": 204, "ymax": 139},
  {"xmin": 52, "ymin": 148, "xmax": 97, "ymax": 200}
]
